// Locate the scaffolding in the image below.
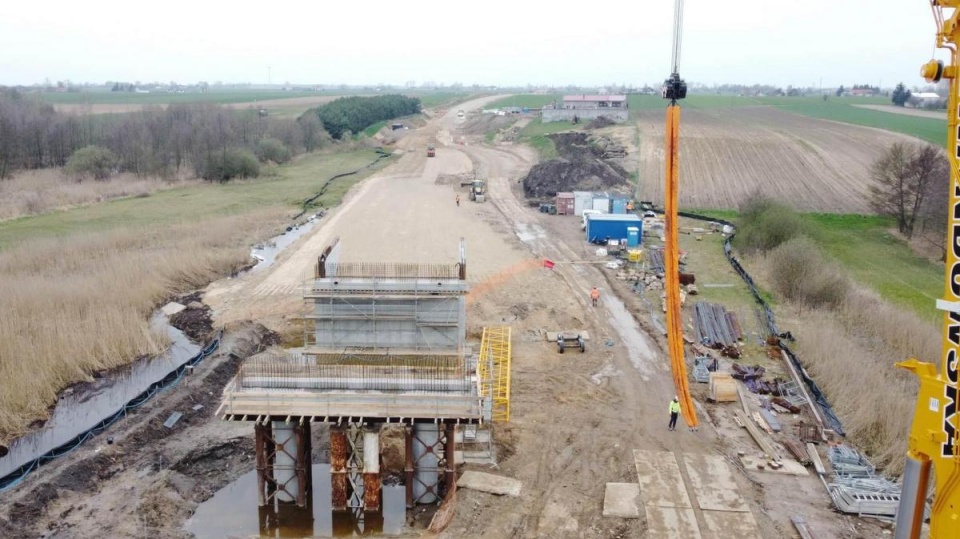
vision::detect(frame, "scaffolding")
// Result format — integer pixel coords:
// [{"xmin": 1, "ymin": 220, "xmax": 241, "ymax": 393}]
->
[{"xmin": 477, "ymin": 327, "xmax": 512, "ymax": 422}]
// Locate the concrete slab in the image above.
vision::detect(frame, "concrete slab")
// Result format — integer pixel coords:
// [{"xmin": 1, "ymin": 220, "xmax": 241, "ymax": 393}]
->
[
  {"xmin": 602, "ymin": 483, "xmax": 641, "ymax": 518},
  {"xmin": 682, "ymin": 453, "xmax": 749, "ymax": 512},
  {"xmin": 740, "ymin": 455, "xmax": 809, "ymax": 476},
  {"xmin": 633, "ymin": 450, "xmax": 692, "ymax": 508},
  {"xmin": 537, "ymin": 500, "xmax": 579, "ymax": 535},
  {"xmin": 457, "ymin": 470, "xmax": 521, "ymax": 497},
  {"xmin": 701, "ymin": 510, "xmax": 763, "ymax": 539},
  {"xmin": 161, "ymin": 302, "xmax": 186, "ymax": 316},
  {"xmin": 644, "ymin": 506, "xmax": 702, "ymax": 539}
]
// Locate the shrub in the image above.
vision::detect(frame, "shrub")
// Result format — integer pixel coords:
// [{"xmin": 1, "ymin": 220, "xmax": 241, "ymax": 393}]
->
[
  {"xmin": 767, "ymin": 236, "xmax": 850, "ymax": 308},
  {"xmin": 257, "ymin": 138, "xmax": 292, "ymax": 164},
  {"xmin": 201, "ymin": 148, "xmax": 260, "ymax": 182},
  {"xmin": 736, "ymin": 193, "xmax": 803, "ymax": 252},
  {"xmin": 64, "ymin": 145, "xmax": 117, "ymax": 181}
]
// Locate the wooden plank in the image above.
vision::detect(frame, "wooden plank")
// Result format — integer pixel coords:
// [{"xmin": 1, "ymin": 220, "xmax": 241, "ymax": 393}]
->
[
  {"xmin": 737, "ymin": 383, "xmax": 751, "ymax": 415},
  {"xmin": 644, "ymin": 506, "xmax": 702, "ymax": 539},
  {"xmin": 701, "ymin": 510, "xmax": 763, "ymax": 539},
  {"xmin": 734, "ymin": 410, "xmax": 781, "ymax": 461},
  {"xmin": 681, "ymin": 453, "xmax": 749, "ymax": 512},
  {"xmin": 806, "ymin": 443, "xmax": 826, "ymax": 475},
  {"xmin": 633, "ymin": 450, "xmax": 692, "ymax": 508},
  {"xmin": 791, "ymin": 515, "xmax": 816, "ymax": 539},
  {"xmin": 783, "ymin": 439, "xmax": 810, "ymax": 465}
]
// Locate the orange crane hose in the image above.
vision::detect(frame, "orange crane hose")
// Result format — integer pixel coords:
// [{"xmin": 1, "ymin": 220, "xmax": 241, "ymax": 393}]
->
[{"xmin": 664, "ymin": 103, "xmax": 698, "ymax": 428}]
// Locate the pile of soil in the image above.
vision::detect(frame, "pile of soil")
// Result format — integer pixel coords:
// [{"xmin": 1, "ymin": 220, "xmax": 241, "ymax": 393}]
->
[
  {"xmin": 586, "ymin": 116, "xmax": 616, "ymax": 130},
  {"xmin": 523, "ymin": 160, "xmax": 628, "ymax": 198},
  {"xmin": 522, "ymin": 131, "xmax": 630, "ymax": 198},
  {"xmin": 169, "ymin": 292, "xmax": 214, "ymax": 341},
  {"xmin": 523, "ymin": 132, "xmax": 630, "ymax": 199},
  {"xmin": 550, "ymin": 132, "xmax": 603, "ymax": 161}
]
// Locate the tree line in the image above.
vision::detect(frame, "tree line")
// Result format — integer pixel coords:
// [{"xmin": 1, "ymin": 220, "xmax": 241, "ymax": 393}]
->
[
  {"xmin": 0, "ymin": 88, "xmax": 329, "ymax": 181},
  {"xmin": 310, "ymin": 94, "xmax": 420, "ymax": 139}
]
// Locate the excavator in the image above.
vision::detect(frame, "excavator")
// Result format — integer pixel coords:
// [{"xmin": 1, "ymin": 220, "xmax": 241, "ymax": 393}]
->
[
  {"xmin": 662, "ymin": 0, "xmax": 698, "ymax": 429},
  {"xmin": 897, "ymin": 3, "xmax": 960, "ymax": 537}
]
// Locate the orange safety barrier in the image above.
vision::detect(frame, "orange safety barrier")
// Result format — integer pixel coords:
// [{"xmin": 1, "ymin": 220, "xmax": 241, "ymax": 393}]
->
[{"xmin": 664, "ymin": 104, "xmax": 698, "ymax": 428}]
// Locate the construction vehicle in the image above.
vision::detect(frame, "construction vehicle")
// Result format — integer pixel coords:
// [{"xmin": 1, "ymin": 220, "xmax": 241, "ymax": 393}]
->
[
  {"xmin": 896, "ymin": 4, "xmax": 960, "ymax": 537},
  {"xmin": 426, "ymin": 145, "xmax": 436, "ymax": 157},
  {"xmin": 556, "ymin": 331, "xmax": 586, "ymax": 354},
  {"xmin": 469, "ymin": 179, "xmax": 485, "ymax": 202},
  {"xmin": 660, "ymin": 0, "xmax": 698, "ymax": 430}
]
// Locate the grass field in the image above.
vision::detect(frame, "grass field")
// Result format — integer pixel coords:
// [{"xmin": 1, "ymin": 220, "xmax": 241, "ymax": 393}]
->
[
  {"xmin": 0, "ymin": 149, "xmax": 390, "ymax": 442},
  {"xmin": 483, "ymin": 95, "xmax": 557, "ymax": 110},
  {"xmin": 699, "ymin": 209, "xmax": 942, "ymax": 320},
  {"xmin": 0, "ymin": 150, "xmax": 387, "ymax": 248},
  {"xmin": 489, "ymin": 93, "xmax": 946, "ymax": 145},
  {"xmin": 34, "ymin": 90, "xmax": 331, "ymax": 105},
  {"xmin": 516, "ymin": 120, "xmax": 577, "ymax": 159}
]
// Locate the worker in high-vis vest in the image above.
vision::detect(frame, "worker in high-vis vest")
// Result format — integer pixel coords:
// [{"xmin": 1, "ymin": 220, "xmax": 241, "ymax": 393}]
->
[
  {"xmin": 668, "ymin": 397, "xmax": 681, "ymax": 431},
  {"xmin": 590, "ymin": 287, "xmax": 600, "ymax": 307}
]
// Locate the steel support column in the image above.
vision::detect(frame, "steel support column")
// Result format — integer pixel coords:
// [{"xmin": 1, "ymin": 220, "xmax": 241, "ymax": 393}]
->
[
  {"xmin": 404, "ymin": 426, "xmax": 414, "ymax": 508},
  {"xmin": 443, "ymin": 422, "xmax": 456, "ymax": 497},
  {"xmin": 330, "ymin": 426, "xmax": 349, "ymax": 511},
  {"xmin": 363, "ymin": 426, "xmax": 381, "ymax": 512}
]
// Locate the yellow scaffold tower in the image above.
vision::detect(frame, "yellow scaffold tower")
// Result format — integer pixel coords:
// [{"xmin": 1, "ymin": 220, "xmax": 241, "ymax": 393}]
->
[{"xmin": 478, "ymin": 327, "xmax": 512, "ymax": 422}]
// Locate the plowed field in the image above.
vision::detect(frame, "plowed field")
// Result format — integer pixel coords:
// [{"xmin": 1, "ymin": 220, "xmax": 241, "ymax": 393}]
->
[{"xmin": 636, "ymin": 106, "xmax": 916, "ymax": 213}]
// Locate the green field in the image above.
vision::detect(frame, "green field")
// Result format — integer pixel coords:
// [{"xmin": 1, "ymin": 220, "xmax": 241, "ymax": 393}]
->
[
  {"xmin": 517, "ymin": 120, "xmax": 578, "ymax": 159},
  {"xmin": 0, "ymin": 150, "xmax": 389, "ymax": 249},
  {"xmin": 33, "ymin": 90, "xmax": 333, "ymax": 105},
  {"xmin": 488, "ymin": 93, "xmax": 947, "ymax": 146},
  {"xmin": 483, "ymin": 95, "xmax": 558, "ymax": 110},
  {"xmin": 697, "ymin": 209, "xmax": 943, "ymax": 319},
  {"xmin": 31, "ymin": 89, "xmax": 471, "ymax": 109}
]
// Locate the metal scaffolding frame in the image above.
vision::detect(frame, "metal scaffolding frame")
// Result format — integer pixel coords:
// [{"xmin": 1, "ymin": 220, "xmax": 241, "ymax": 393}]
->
[{"xmin": 477, "ymin": 327, "xmax": 512, "ymax": 422}]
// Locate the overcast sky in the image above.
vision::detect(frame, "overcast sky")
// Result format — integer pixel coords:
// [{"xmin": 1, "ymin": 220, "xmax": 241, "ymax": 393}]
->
[{"xmin": 0, "ymin": 1, "xmax": 944, "ymax": 89}]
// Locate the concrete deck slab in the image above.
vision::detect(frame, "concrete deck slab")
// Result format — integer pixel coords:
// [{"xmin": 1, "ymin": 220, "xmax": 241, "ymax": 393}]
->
[
  {"xmin": 701, "ymin": 510, "xmax": 763, "ymax": 539},
  {"xmin": 602, "ymin": 483, "xmax": 641, "ymax": 518},
  {"xmin": 644, "ymin": 506, "xmax": 702, "ymax": 539},
  {"xmin": 682, "ymin": 453, "xmax": 749, "ymax": 512},
  {"xmin": 740, "ymin": 455, "xmax": 809, "ymax": 476},
  {"xmin": 457, "ymin": 470, "xmax": 521, "ymax": 497},
  {"xmin": 633, "ymin": 450, "xmax": 692, "ymax": 508}
]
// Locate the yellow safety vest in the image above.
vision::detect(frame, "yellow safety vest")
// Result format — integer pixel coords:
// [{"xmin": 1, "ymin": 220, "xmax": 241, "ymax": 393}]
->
[{"xmin": 669, "ymin": 401, "xmax": 681, "ymax": 414}]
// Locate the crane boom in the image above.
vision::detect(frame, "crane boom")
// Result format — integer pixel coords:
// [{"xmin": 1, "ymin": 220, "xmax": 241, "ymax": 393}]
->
[
  {"xmin": 662, "ymin": 0, "xmax": 696, "ymax": 428},
  {"xmin": 896, "ymin": 2, "xmax": 960, "ymax": 537}
]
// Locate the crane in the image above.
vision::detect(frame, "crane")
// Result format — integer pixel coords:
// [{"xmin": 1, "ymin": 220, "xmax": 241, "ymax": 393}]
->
[
  {"xmin": 661, "ymin": 0, "xmax": 697, "ymax": 429},
  {"xmin": 895, "ymin": 2, "xmax": 960, "ymax": 537}
]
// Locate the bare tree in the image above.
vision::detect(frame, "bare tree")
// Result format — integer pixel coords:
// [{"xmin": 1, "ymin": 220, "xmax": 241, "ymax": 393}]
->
[{"xmin": 869, "ymin": 142, "xmax": 948, "ymax": 239}]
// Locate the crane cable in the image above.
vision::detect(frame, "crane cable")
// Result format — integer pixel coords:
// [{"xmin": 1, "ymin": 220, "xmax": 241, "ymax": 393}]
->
[{"xmin": 671, "ymin": 0, "xmax": 684, "ymax": 75}]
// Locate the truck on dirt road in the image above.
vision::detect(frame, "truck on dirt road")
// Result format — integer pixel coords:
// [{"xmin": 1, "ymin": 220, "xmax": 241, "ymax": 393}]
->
[{"xmin": 427, "ymin": 145, "xmax": 436, "ymax": 157}]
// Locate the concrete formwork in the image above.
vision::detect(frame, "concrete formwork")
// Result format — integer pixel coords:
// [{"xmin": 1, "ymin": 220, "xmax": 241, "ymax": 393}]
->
[{"xmin": 219, "ymin": 239, "xmax": 481, "ymax": 512}]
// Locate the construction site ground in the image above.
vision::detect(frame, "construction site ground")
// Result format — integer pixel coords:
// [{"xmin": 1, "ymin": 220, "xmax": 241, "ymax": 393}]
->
[{"xmin": 0, "ymin": 97, "xmax": 890, "ymax": 538}]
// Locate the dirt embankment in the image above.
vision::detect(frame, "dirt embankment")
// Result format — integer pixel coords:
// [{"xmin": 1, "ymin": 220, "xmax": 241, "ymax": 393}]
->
[
  {"xmin": 0, "ymin": 322, "xmax": 278, "ymax": 539},
  {"xmin": 522, "ymin": 132, "xmax": 631, "ymax": 199}
]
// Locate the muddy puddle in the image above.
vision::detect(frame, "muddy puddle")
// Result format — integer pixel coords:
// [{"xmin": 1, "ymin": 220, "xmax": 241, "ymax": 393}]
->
[
  {"xmin": 186, "ymin": 464, "xmax": 406, "ymax": 538},
  {"xmin": 604, "ymin": 294, "xmax": 660, "ymax": 381},
  {"xmin": 0, "ymin": 312, "xmax": 199, "ymax": 480}
]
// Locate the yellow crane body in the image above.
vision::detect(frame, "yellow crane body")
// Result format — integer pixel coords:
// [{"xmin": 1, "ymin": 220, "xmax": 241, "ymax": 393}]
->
[{"xmin": 897, "ymin": 2, "xmax": 960, "ymax": 537}]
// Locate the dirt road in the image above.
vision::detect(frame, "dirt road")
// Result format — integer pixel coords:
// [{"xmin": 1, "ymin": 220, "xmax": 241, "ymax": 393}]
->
[{"xmin": 855, "ymin": 103, "xmax": 946, "ymax": 119}]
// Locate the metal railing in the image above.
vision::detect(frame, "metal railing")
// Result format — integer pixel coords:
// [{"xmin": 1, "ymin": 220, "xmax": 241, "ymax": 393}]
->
[{"xmin": 238, "ymin": 353, "xmax": 472, "ymax": 393}]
